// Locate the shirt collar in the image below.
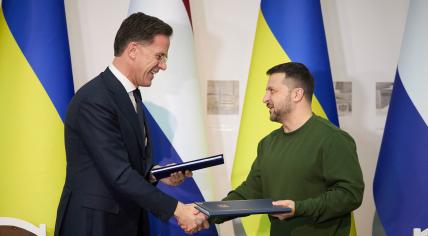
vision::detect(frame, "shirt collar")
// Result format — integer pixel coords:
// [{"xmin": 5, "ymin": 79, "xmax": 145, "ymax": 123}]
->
[{"xmin": 109, "ymin": 64, "xmax": 136, "ymax": 93}]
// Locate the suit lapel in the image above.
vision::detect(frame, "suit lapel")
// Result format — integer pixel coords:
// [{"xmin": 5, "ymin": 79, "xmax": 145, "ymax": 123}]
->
[{"xmin": 100, "ymin": 68, "xmax": 147, "ymax": 172}]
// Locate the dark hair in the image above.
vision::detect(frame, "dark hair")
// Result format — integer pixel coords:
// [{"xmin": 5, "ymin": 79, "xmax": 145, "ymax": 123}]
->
[
  {"xmin": 266, "ymin": 62, "xmax": 314, "ymax": 101},
  {"xmin": 114, "ymin": 12, "xmax": 173, "ymax": 56}
]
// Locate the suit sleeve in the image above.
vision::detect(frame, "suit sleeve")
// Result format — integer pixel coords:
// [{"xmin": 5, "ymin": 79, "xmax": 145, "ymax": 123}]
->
[{"xmin": 77, "ymin": 98, "xmax": 177, "ymax": 221}]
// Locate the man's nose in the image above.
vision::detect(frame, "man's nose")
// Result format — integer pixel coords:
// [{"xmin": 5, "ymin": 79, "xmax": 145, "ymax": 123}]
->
[
  {"xmin": 158, "ymin": 61, "xmax": 167, "ymax": 70},
  {"xmin": 263, "ymin": 93, "xmax": 269, "ymax": 103}
]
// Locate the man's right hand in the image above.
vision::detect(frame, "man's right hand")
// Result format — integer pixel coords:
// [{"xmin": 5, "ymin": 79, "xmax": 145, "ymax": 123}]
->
[{"xmin": 174, "ymin": 202, "xmax": 209, "ymax": 234}]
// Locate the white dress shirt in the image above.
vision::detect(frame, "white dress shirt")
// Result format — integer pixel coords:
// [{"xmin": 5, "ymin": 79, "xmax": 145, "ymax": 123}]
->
[
  {"xmin": 109, "ymin": 65, "xmax": 147, "ymax": 145},
  {"xmin": 109, "ymin": 64, "xmax": 138, "ymax": 112}
]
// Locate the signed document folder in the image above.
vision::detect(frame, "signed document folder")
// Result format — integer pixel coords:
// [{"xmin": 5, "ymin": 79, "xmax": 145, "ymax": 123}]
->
[
  {"xmin": 150, "ymin": 154, "xmax": 224, "ymax": 179},
  {"xmin": 194, "ymin": 199, "xmax": 291, "ymax": 217}
]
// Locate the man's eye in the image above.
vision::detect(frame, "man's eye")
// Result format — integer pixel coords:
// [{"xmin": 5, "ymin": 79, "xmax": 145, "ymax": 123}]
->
[{"xmin": 155, "ymin": 55, "xmax": 167, "ymax": 63}]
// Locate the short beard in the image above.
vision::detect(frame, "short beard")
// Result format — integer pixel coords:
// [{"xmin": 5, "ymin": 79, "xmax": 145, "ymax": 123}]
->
[
  {"xmin": 269, "ymin": 111, "xmax": 281, "ymax": 123},
  {"xmin": 269, "ymin": 104, "xmax": 291, "ymax": 123},
  {"xmin": 268, "ymin": 92, "xmax": 292, "ymax": 123}
]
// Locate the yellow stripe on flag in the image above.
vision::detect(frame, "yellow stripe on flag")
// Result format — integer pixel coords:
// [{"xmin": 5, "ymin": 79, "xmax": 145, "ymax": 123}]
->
[{"xmin": 0, "ymin": 9, "xmax": 66, "ymax": 235}]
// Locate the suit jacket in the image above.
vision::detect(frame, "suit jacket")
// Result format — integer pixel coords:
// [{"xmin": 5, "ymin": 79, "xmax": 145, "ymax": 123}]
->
[{"xmin": 55, "ymin": 68, "xmax": 177, "ymax": 236}]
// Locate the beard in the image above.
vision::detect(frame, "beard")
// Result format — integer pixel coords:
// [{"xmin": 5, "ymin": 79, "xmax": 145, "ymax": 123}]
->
[
  {"xmin": 269, "ymin": 98, "xmax": 292, "ymax": 123},
  {"xmin": 269, "ymin": 110, "xmax": 281, "ymax": 122}
]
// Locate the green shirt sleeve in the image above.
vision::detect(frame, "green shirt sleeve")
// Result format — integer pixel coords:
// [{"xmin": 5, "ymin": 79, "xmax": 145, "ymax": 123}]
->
[
  {"xmin": 294, "ymin": 131, "xmax": 364, "ymax": 223},
  {"xmin": 226, "ymin": 141, "xmax": 264, "ymax": 200},
  {"xmin": 210, "ymin": 141, "xmax": 265, "ymax": 224}
]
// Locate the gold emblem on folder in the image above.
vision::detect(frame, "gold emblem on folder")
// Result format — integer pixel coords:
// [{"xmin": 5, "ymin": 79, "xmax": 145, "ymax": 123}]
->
[{"xmin": 217, "ymin": 203, "xmax": 230, "ymax": 208}]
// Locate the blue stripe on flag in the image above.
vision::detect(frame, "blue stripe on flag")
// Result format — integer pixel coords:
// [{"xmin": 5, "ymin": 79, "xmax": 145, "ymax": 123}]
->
[
  {"xmin": 261, "ymin": 0, "xmax": 338, "ymax": 126},
  {"xmin": 2, "ymin": 0, "xmax": 74, "ymax": 120},
  {"xmin": 144, "ymin": 105, "xmax": 218, "ymax": 236},
  {"xmin": 373, "ymin": 71, "xmax": 428, "ymax": 236}
]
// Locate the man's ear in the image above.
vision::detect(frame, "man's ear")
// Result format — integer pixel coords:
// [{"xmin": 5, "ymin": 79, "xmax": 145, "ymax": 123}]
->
[
  {"xmin": 126, "ymin": 42, "xmax": 139, "ymax": 60},
  {"xmin": 292, "ymin": 87, "xmax": 305, "ymax": 102}
]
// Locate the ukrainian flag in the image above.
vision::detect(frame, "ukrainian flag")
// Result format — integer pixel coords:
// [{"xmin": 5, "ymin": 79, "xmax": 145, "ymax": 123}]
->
[
  {"xmin": 231, "ymin": 1, "xmax": 356, "ymax": 235},
  {"xmin": 373, "ymin": 1, "xmax": 428, "ymax": 235},
  {"xmin": 0, "ymin": 0, "xmax": 74, "ymax": 235}
]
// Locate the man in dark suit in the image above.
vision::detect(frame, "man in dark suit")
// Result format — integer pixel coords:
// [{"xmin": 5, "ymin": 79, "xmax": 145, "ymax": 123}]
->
[{"xmin": 54, "ymin": 12, "xmax": 208, "ymax": 236}]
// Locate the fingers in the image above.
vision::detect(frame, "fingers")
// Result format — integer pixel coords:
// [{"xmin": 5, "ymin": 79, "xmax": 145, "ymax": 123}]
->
[
  {"xmin": 184, "ymin": 170, "xmax": 193, "ymax": 177},
  {"xmin": 175, "ymin": 171, "xmax": 185, "ymax": 180},
  {"xmin": 161, "ymin": 172, "xmax": 184, "ymax": 186},
  {"xmin": 176, "ymin": 204, "xmax": 209, "ymax": 234},
  {"xmin": 170, "ymin": 172, "xmax": 184, "ymax": 183},
  {"xmin": 271, "ymin": 200, "xmax": 296, "ymax": 220},
  {"xmin": 198, "ymin": 212, "xmax": 208, "ymax": 221},
  {"xmin": 149, "ymin": 174, "xmax": 157, "ymax": 183},
  {"xmin": 271, "ymin": 213, "xmax": 285, "ymax": 220},
  {"xmin": 183, "ymin": 222, "xmax": 198, "ymax": 235},
  {"xmin": 172, "ymin": 171, "xmax": 185, "ymax": 181},
  {"xmin": 180, "ymin": 221, "xmax": 206, "ymax": 234},
  {"xmin": 157, "ymin": 163, "xmax": 193, "ymax": 187},
  {"xmin": 192, "ymin": 206, "xmax": 200, "ymax": 215},
  {"xmin": 202, "ymin": 220, "xmax": 210, "ymax": 229},
  {"xmin": 272, "ymin": 200, "xmax": 290, "ymax": 206},
  {"xmin": 163, "ymin": 170, "xmax": 193, "ymax": 186},
  {"xmin": 181, "ymin": 220, "xmax": 209, "ymax": 234}
]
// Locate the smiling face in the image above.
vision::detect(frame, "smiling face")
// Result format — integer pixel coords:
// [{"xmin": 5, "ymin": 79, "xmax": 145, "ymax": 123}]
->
[
  {"xmin": 263, "ymin": 73, "xmax": 294, "ymax": 123},
  {"xmin": 129, "ymin": 34, "xmax": 170, "ymax": 87}
]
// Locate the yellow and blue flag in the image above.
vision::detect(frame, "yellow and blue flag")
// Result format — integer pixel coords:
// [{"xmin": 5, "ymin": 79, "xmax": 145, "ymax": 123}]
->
[
  {"xmin": 373, "ymin": 1, "xmax": 428, "ymax": 235},
  {"xmin": 231, "ymin": 0, "xmax": 353, "ymax": 235},
  {"xmin": 0, "ymin": 0, "xmax": 74, "ymax": 235}
]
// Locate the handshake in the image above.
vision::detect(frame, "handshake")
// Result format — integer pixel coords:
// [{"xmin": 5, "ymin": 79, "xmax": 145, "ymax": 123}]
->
[
  {"xmin": 174, "ymin": 202, "xmax": 209, "ymax": 234},
  {"xmin": 155, "ymin": 170, "xmax": 209, "ymax": 234}
]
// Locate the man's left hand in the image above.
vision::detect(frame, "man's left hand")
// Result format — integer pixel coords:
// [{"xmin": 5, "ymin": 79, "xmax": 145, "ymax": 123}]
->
[
  {"xmin": 271, "ymin": 200, "xmax": 296, "ymax": 220},
  {"xmin": 160, "ymin": 170, "xmax": 192, "ymax": 186}
]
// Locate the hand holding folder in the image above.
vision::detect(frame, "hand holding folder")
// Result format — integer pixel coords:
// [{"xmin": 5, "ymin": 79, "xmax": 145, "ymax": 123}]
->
[
  {"xmin": 271, "ymin": 200, "xmax": 295, "ymax": 220},
  {"xmin": 150, "ymin": 154, "xmax": 224, "ymax": 179},
  {"xmin": 194, "ymin": 199, "xmax": 292, "ymax": 218},
  {"xmin": 154, "ymin": 168, "xmax": 192, "ymax": 186}
]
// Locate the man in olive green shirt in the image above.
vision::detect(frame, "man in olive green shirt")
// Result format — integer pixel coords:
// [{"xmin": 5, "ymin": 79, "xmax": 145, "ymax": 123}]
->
[{"xmin": 212, "ymin": 62, "xmax": 364, "ymax": 235}]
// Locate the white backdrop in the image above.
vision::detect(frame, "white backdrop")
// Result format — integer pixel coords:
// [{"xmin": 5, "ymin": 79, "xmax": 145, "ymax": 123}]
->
[{"xmin": 63, "ymin": 0, "xmax": 409, "ymax": 235}]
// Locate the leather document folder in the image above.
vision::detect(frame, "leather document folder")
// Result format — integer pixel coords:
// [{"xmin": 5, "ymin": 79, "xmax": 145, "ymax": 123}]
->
[
  {"xmin": 150, "ymin": 154, "xmax": 224, "ymax": 179},
  {"xmin": 194, "ymin": 199, "xmax": 291, "ymax": 217}
]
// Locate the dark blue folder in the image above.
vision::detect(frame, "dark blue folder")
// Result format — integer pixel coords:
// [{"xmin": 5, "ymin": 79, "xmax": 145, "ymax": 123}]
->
[
  {"xmin": 194, "ymin": 199, "xmax": 292, "ymax": 217},
  {"xmin": 150, "ymin": 154, "xmax": 224, "ymax": 179}
]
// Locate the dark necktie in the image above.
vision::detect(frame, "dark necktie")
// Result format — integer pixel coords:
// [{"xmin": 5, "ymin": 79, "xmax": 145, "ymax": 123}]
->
[{"xmin": 132, "ymin": 88, "xmax": 147, "ymax": 146}]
